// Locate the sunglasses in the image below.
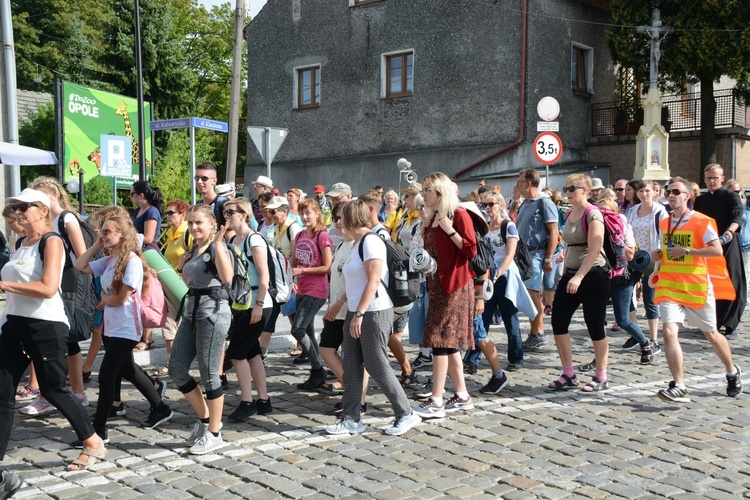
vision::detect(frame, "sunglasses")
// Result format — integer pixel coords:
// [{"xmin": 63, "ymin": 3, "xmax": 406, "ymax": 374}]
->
[
  {"xmin": 100, "ymin": 228, "xmax": 117, "ymax": 236},
  {"xmin": 223, "ymin": 209, "xmax": 243, "ymax": 217},
  {"xmin": 10, "ymin": 202, "xmax": 38, "ymax": 212},
  {"xmin": 129, "ymin": 191, "xmax": 139, "ymax": 196},
  {"xmin": 704, "ymin": 176, "xmax": 721, "ymax": 181},
  {"xmin": 165, "ymin": 210, "xmax": 179, "ymax": 216},
  {"xmin": 480, "ymin": 202, "xmax": 497, "ymax": 209},
  {"xmin": 332, "ymin": 215, "xmax": 342, "ymax": 223},
  {"xmin": 267, "ymin": 209, "xmax": 277, "ymax": 216},
  {"xmin": 667, "ymin": 189, "xmax": 686, "ymax": 196},
  {"xmin": 614, "ymin": 187, "xmax": 625, "ymax": 192},
  {"xmin": 416, "ymin": 205, "xmax": 424, "ymax": 211},
  {"xmin": 564, "ymin": 185, "xmax": 585, "ymax": 193},
  {"xmin": 194, "ymin": 175, "xmax": 213, "ymax": 182}
]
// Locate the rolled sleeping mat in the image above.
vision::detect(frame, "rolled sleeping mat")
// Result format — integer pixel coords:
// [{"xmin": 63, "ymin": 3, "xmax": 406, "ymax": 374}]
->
[
  {"xmin": 629, "ymin": 249, "xmax": 656, "ymax": 277},
  {"xmin": 474, "ymin": 278, "xmax": 494, "ymax": 301},
  {"xmin": 143, "ymin": 249, "xmax": 189, "ymax": 311},
  {"xmin": 410, "ymin": 248, "xmax": 437, "ymax": 275}
]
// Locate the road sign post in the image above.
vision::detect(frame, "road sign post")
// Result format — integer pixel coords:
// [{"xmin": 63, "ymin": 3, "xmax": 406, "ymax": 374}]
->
[{"xmin": 248, "ymin": 126, "xmax": 289, "ymax": 180}]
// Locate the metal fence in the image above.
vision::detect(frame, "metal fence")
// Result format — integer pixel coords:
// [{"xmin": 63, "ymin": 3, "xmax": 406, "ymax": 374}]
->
[{"xmin": 591, "ymin": 89, "xmax": 749, "ymax": 137}]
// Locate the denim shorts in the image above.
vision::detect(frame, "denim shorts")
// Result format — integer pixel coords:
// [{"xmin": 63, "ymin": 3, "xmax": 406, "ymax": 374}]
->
[
  {"xmin": 281, "ymin": 294, "xmax": 297, "ymax": 317},
  {"xmin": 523, "ymin": 249, "xmax": 546, "ymax": 292}
]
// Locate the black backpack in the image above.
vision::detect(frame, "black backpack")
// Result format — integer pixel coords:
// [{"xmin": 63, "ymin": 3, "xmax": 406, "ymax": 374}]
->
[
  {"xmin": 357, "ymin": 232, "xmax": 420, "ymax": 307},
  {"xmin": 500, "ymin": 220, "xmax": 534, "ymax": 281},
  {"xmin": 460, "ymin": 206, "xmax": 494, "ymax": 280}
]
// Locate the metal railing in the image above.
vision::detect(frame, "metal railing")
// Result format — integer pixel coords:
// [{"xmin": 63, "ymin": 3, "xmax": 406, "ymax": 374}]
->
[{"xmin": 590, "ymin": 89, "xmax": 749, "ymax": 137}]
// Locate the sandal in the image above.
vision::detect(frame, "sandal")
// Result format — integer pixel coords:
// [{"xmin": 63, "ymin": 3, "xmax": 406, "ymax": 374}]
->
[
  {"xmin": 577, "ymin": 359, "xmax": 596, "ymax": 372},
  {"xmin": 317, "ymin": 383, "xmax": 343, "ymax": 395},
  {"xmin": 581, "ymin": 376, "xmax": 609, "ymax": 393},
  {"xmin": 547, "ymin": 373, "xmax": 579, "ymax": 391},
  {"xmin": 289, "ymin": 348, "xmax": 303, "ymax": 357},
  {"xmin": 133, "ymin": 341, "xmax": 154, "ymax": 352},
  {"xmin": 66, "ymin": 440, "xmax": 107, "ymax": 471},
  {"xmin": 399, "ymin": 371, "xmax": 419, "ymax": 387}
]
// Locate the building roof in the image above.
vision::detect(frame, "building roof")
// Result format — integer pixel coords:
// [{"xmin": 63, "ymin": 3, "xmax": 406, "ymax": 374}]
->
[{"xmin": 17, "ymin": 89, "xmax": 53, "ymax": 123}]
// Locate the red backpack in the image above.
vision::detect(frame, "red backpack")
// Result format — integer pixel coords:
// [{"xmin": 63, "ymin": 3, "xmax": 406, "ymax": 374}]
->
[{"xmin": 131, "ymin": 262, "xmax": 169, "ymax": 333}]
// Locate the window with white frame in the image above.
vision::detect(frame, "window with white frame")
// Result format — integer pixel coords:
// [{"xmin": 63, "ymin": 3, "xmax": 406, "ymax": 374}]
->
[
  {"xmin": 294, "ymin": 65, "xmax": 320, "ymax": 109},
  {"xmin": 571, "ymin": 43, "xmax": 593, "ymax": 94},
  {"xmin": 381, "ymin": 50, "xmax": 414, "ymax": 99},
  {"xmin": 350, "ymin": 0, "xmax": 385, "ymax": 6}
]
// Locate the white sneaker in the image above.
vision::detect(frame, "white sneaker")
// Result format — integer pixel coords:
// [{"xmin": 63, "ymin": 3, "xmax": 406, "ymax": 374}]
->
[
  {"xmin": 189, "ymin": 431, "xmax": 225, "ymax": 455},
  {"xmin": 325, "ymin": 417, "xmax": 365, "ymax": 435},
  {"xmin": 384, "ymin": 411, "xmax": 421, "ymax": 436},
  {"xmin": 19, "ymin": 397, "xmax": 56, "ymax": 416},
  {"xmin": 186, "ymin": 420, "xmax": 223, "ymax": 446},
  {"xmin": 75, "ymin": 392, "xmax": 88, "ymax": 406}
]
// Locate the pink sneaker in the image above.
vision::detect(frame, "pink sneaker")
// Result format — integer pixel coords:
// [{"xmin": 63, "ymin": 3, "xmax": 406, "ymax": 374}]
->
[
  {"xmin": 19, "ymin": 397, "xmax": 56, "ymax": 416},
  {"xmin": 75, "ymin": 392, "xmax": 89, "ymax": 406},
  {"xmin": 15, "ymin": 385, "xmax": 40, "ymax": 403}
]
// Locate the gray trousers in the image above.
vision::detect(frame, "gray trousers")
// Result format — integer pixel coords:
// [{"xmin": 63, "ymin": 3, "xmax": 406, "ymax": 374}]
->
[{"xmin": 341, "ymin": 309, "xmax": 411, "ymax": 420}]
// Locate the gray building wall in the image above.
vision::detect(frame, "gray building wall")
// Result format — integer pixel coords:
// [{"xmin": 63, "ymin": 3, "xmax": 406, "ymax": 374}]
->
[{"xmin": 245, "ymin": 0, "xmax": 616, "ymax": 196}]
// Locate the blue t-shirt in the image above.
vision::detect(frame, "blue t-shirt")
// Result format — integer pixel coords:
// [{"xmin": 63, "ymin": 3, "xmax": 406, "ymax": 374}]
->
[
  {"xmin": 515, "ymin": 196, "xmax": 558, "ymax": 251},
  {"xmin": 132, "ymin": 206, "xmax": 162, "ymax": 251}
]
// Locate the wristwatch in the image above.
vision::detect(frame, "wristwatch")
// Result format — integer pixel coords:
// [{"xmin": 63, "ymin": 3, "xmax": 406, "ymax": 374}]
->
[
  {"xmin": 355, "ymin": 311, "xmax": 364, "ymax": 318},
  {"xmin": 684, "ymin": 248, "xmax": 691, "ymax": 256},
  {"xmin": 544, "ymin": 258, "xmax": 552, "ymax": 263}
]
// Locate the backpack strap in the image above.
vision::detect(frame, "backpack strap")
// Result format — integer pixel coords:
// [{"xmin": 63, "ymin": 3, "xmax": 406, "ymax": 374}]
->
[
  {"xmin": 357, "ymin": 232, "xmax": 388, "ymax": 296},
  {"xmin": 500, "ymin": 219, "xmax": 508, "ymax": 245}
]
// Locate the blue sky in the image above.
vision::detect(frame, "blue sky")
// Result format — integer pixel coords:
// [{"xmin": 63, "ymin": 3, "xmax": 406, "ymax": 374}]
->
[{"xmin": 198, "ymin": 0, "xmax": 267, "ymax": 18}]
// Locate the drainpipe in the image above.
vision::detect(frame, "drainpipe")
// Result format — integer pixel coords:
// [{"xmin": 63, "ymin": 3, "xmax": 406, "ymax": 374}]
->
[
  {"xmin": 453, "ymin": 0, "xmax": 528, "ymax": 180},
  {"xmin": 730, "ymin": 133, "xmax": 737, "ymax": 180},
  {"xmin": 2, "ymin": 0, "xmax": 21, "ymax": 195}
]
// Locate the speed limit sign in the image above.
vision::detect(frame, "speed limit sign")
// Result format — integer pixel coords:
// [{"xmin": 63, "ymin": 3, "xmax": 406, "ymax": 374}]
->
[{"xmin": 533, "ymin": 132, "xmax": 563, "ymax": 165}]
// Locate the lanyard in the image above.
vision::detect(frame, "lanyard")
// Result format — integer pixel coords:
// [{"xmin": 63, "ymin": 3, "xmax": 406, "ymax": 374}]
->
[{"xmin": 666, "ymin": 212, "xmax": 687, "ymax": 243}]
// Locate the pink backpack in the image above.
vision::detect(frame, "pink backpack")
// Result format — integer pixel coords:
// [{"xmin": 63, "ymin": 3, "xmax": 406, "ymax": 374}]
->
[{"xmin": 131, "ymin": 263, "xmax": 168, "ymax": 334}]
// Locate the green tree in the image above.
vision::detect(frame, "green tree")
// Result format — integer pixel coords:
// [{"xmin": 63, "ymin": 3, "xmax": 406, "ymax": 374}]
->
[
  {"xmin": 17, "ymin": 102, "xmax": 56, "ymax": 187},
  {"xmin": 607, "ymin": 1, "xmax": 750, "ymax": 184}
]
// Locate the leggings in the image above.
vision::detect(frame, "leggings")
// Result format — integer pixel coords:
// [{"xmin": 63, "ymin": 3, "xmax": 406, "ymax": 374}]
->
[
  {"xmin": 169, "ymin": 312, "xmax": 232, "ymax": 400},
  {"xmin": 0, "ymin": 316, "xmax": 94, "ymax": 459},
  {"xmin": 93, "ymin": 336, "xmax": 163, "ymax": 434},
  {"xmin": 290, "ymin": 295, "xmax": 326, "ymax": 371},
  {"xmin": 551, "ymin": 267, "xmax": 611, "ymax": 341},
  {"xmin": 341, "ymin": 309, "xmax": 410, "ymax": 420}
]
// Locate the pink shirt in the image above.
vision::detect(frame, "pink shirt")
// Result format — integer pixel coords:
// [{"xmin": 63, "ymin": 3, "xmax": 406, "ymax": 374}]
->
[{"xmin": 295, "ymin": 230, "xmax": 332, "ymax": 299}]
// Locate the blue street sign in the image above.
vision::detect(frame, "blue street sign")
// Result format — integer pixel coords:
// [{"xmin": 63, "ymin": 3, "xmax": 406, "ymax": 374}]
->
[
  {"xmin": 150, "ymin": 118, "xmax": 191, "ymax": 131},
  {"xmin": 192, "ymin": 117, "xmax": 228, "ymax": 133}
]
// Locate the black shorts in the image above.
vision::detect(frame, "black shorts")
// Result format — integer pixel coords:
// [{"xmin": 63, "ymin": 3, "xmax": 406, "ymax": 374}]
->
[{"xmin": 319, "ymin": 319, "xmax": 345, "ymax": 349}]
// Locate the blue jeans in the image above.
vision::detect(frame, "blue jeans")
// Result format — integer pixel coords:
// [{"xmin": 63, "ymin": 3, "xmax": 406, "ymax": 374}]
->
[
  {"xmin": 408, "ymin": 281, "xmax": 428, "ymax": 345},
  {"xmin": 610, "ymin": 283, "xmax": 648, "ymax": 346},
  {"xmin": 640, "ymin": 275, "xmax": 659, "ymax": 320},
  {"xmin": 464, "ymin": 276, "xmax": 523, "ymax": 366}
]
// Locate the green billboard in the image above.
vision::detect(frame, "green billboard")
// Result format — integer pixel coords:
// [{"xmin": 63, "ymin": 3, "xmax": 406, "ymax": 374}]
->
[{"xmin": 62, "ymin": 81, "xmax": 152, "ymax": 186}]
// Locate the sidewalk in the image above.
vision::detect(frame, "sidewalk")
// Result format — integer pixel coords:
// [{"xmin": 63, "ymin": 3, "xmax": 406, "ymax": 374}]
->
[{"xmin": 5, "ymin": 298, "xmax": 750, "ymax": 498}]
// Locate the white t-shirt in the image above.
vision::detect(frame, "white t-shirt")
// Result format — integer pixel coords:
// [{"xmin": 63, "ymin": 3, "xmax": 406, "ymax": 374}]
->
[
  {"xmin": 89, "ymin": 253, "xmax": 143, "ymax": 341},
  {"xmin": 0, "ymin": 235, "xmax": 68, "ymax": 327},
  {"xmin": 241, "ymin": 232, "xmax": 273, "ymax": 309},
  {"xmin": 486, "ymin": 221, "xmax": 519, "ymax": 266},
  {"xmin": 330, "ymin": 240, "xmax": 354, "ymax": 320},
  {"xmin": 343, "ymin": 235, "xmax": 392, "ymax": 312}
]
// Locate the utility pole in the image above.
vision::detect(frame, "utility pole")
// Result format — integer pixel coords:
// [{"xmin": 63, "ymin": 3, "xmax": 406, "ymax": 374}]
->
[
  {"xmin": 226, "ymin": 0, "xmax": 248, "ymax": 185},
  {"xmin": 134, "ymin": 0, "xmax": 147, "ymax": 181}
]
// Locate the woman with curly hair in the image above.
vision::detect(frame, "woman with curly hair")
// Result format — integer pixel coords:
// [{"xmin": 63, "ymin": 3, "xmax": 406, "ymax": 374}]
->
[{"xmin": 75, "ymin": 215, "xmax": 173, "ymax": 442}]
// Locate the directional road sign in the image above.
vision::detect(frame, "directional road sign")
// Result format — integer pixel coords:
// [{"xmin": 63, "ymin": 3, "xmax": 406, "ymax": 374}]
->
[
  {"xmin": 192, "ymin": 117, "xmax": 228, "ymax": 133},
  {"xmin": 533, "ymin": 132, "xmax": 563, "ymax": 165},
  {"xmin": 150, "ymin": 118, "xmax": 191, "ymax": 131}
]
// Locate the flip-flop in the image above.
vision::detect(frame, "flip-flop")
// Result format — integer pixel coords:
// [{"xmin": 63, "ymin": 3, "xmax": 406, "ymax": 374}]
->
[
  {"xmin": 289, "ymin": 348, "xmax": 303, "ymax": 357},
  {"xmin": 133, "ymin": 341, "xmax": 154, "ymax": 352}
]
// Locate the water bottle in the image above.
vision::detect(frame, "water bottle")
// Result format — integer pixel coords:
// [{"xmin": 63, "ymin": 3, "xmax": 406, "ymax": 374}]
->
[
  {"xmin": 719, "ymin": 234, "xmax": 731, "ymax": 246},
  {"xmin": 394, "ymin": 261, "xmax": 408, "ymax": 300}
]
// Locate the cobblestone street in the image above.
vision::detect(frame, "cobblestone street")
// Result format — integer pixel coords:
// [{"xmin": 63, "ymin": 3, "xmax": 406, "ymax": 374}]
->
[{"xmin": 6, "ymin": 306, "xmax": 750, "ymax": 499}]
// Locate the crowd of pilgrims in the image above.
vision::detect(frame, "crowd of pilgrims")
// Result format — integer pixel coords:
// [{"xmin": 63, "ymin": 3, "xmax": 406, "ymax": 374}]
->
[{"xmin": 0, "ymin": 162, "xmax": 745, "ymax": 490}]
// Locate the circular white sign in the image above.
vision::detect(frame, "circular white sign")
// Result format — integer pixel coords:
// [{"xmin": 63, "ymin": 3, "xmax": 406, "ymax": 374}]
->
[
  {"xmin": 537, "ymin": 96, "xmax": 560, "ymax": 122},
  {"xmin": 533, "ymin": 132, "xmax": 563, "ymax": 165}
]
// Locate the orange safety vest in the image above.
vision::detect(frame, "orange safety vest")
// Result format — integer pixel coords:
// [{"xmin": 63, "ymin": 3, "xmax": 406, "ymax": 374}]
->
[{"xmin": 653, "ymin": 212, "xmax": 735, "ymax": 308}]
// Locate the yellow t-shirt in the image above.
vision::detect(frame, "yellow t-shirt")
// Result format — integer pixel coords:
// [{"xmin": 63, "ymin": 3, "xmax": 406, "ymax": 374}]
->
[{"xmin": 163, "ymin": 221, "xmax": 192, "ymax": 270}]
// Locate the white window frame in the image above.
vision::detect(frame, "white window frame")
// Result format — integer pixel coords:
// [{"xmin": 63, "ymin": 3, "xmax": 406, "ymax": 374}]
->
[
  {"xmin": 571, "ymin": 42, "xmax": 594, "ymax": 94},
  {"xmin": 380, "ymin": 49, "xmax": 415, "ymax": 99},
  {"xmin": 293, "ymin": 64, "xmax": 321, "ymax": 110},
  {"xmin": 349, "ymin": 0, "xmax": 385, "ymax": 6}
]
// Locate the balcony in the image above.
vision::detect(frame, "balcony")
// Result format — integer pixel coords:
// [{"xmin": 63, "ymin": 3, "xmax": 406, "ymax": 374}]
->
[{"xmin": 590, "ymin": 89, "xmax": 750, "ymax": 137}]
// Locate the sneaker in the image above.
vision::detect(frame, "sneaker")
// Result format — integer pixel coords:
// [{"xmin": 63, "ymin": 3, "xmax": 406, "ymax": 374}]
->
[
  {"xmin": 413, "ymin": 379, "xmax": 435, "ymax": 399},
  {"xmin": 723, "ymin": 328, "xmax": 738, "ymax": 340},
  {"xmin": 412, "ymin": 397, "xmax": 446, "ymax": 419},
  {"xmin": 18, "ymin": 397, "xmax": 56, "ymax": 416},
  {"xmin": 325, "ymin": 417, "xmax": 365, "ymax": 435},
  {"xmin": 256, "ymin": 398, "xmax": 273, "ymax": 415},
  {"xmin": 74, "ymin": 392, "xmax": 88, "ymax": 406},
  {"xmin": 411, "ymin": 353, "xmax": 433, "ymax": 369},
  {"xmin": 292, "ymin": 352, "xmax": 309, "ymax": 365},
  {"xmin": 727, "ymin": 365, "xmax": 743, "ymax": 398},
  {"xmin": 141, "ymin": 404, "xmax": 173, "ymax": 429},
  {"xmin": 658, "ymin": 381, "xmax": 690, "ymax": 403},
  {"xmin": 189, "ymin": 431, "xmax": 225, "ymax": 455},
  {"xmin": 544, "ymin": 305, "xmax": 552, "ymax": 315},
  {"xmin": 228, "ymin": 401, "xmax": 257, "ymax": 422},
  {"xmin": 505, "ymin": 363, "xmax": 523, "ymax": 372},
  {"xmin": 297, "ymin": 368, "xmax": 327, "ymax": 390},
  {"xmin": 649, "ymin": 340, "xmax": 662, "ymax": 356},
  {"xmin": 611, "ymin": 322, "xmax": 621, "ymax": 332},
  {"xmin": 444, "ymin": 394, "xmax": 474, "ymax": 412},
  {"xmin": 108, "ymin": 402, "xmax": 127, "ymax": 418},
  {"xmin": 621, "ymin": 337, "xmax": 639, "ymax": 350},
  {"xmin": 384, "ymin": 411, "xmax": 421, "ymax": 436},
  {"xmin": 15, "ymin": 385, "xmax": 39, "ymax": 404},
  {"xmin": 72, "ymin": 428, "xmax": 109, "ymax": 448},
  {"xmin": 329, "ymin": 402, "xmax": 367, "ymax": 416},
  {"xmin": 463, "ymin": 362, "xmax": 478, "ymax": 375},
  {"xmin": 640, "ymin": 345, "xmax": 653, "ymax": 365},
  {"xmin": 155, "ymin": 379, "xmax": 168, "ymax": 400},
  {"xmin": 0, "ymin": 468, "xmax": 21, "ymax": 499},
  {"xmin": 479, "ymin": 373, "xmax": 509, "ymax": 394},
  {"xmin": 522, "ymin": 334, "xmax": 546, "ymax": 350}
]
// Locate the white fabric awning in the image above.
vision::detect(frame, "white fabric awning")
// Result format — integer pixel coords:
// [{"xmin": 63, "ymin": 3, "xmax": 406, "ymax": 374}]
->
[{"xmin": 0, "ymin": 141, "xmax": 58, "ymax": 165}]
